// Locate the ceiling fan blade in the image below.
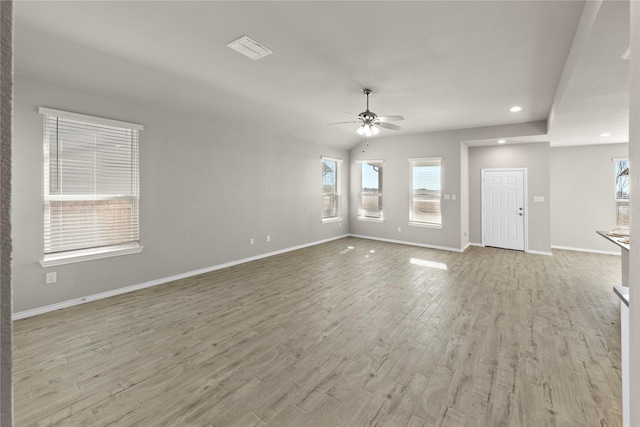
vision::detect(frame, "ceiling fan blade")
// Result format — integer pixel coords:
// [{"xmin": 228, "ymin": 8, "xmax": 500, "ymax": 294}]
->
[
  {"xmin": 377, "ymin": 122, "xmax": 402, "ymax": 131},
  {"xmin": 377, "ymin": 115, "xmax": 404, "ymax": 122},
  {"xmin": 326, "ymin": 120, "xmax": 359, "ymax": 125}
]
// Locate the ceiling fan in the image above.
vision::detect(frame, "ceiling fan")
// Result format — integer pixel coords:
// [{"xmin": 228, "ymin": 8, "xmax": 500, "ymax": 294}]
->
[{"xmin": 328, "ymin": 89, "xmax": 404, "ymax": 138}]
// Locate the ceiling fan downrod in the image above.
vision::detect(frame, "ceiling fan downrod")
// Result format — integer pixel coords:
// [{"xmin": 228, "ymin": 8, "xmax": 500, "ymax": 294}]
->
[{"xmin": 364, "ymin": 88, "xmax": 372, "ymax": 111}]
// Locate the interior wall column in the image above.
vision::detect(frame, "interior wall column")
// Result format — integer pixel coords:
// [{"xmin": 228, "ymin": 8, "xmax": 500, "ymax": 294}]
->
[{"xmin": 629, "ymin": 2, "xmax": 640, "ymax": 426}]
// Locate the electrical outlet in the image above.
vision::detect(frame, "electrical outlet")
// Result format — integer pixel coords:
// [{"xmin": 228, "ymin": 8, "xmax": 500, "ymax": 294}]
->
[
  {"xmin": 250, "ymin": 238, "xmax": 254, "ymax": 245},
  {"xmin": 397, "ymin": 226, "xmax": 401, "ymax": 232},
  {"xmin": 266, "ymin": 235, "xmax": 271, "ymax": 242},
  {"xmin": 46, "ymin": 272, "xmax": 57, "ymax": 284}
]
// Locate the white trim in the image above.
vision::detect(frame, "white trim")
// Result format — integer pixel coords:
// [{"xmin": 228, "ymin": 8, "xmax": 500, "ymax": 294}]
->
[
  {"xmin": 322, "ymin": 217, "xmax": 343, "ymax": 224},
  {"xmin": 526, "ymin": 249, "xmax": 553, "ymax": 256},
  {"xmin": 612, "ymin": 157, "xmax": 629, "ymax": 162},
  {"xmin": 468, "ymin": 242, "xmax": 484, "ymax": 247},
  {"xmin": 407, "ymin": 156, "xmax": 443, "ymax": 162},
  {"xmin": 321, "ymin": 156, "xmax": 343, "ymax": 163},
  {"xmin": 551, "ymin": 245, "xmax": 620, "ymax": 256},
  {"xmin": 408, "ymin": 222, "xmax": 442, "ymax": 229},
  {"xmin": 349, "ymin": 234, "xmax": 463, "ymax": 253},
  {"xmin": 356, "ymin": 159, "xmax": 384, "ymax": 163},
  {"xmin": 45, "ymin": 194, "xmax": 135, "ymax": 202},
  {"xmin": 462, "ymin": 242, "xmax": 472, "ymax": 251},
  {"xmin": 39, "ymin": 107, "xmax": 143, "ymax": 130},
  {"xmin": 15, "ymin": 235, "xmax": 348, "ymax": 320},
  {"xmin": 408, "ymin": 158, "xmax": 443, "ymax": 227},
  {"xmin": 40, "ymin": 244, "xmax": 143, "ymax": 268},
  {"xmin": 357, "ymin": 216, "xmax": 384, "ymax": 223},
  {"xmin": 321, "ymin": 157, "xmax": 342, "ymax": 221}
]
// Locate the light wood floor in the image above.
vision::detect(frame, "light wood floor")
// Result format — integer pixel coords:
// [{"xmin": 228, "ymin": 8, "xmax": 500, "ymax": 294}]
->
[{"xmin": 13, "ymin": 237, "xmax": 623, "ymax": 426}]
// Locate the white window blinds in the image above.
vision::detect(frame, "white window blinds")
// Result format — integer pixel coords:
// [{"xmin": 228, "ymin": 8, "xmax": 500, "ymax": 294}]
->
[
  {"xmin": 410, "ymin": 157, "xmax": 442, "ymax": 225},
  {"xmin": 41, "ymin": 108, "xmax": 142, "ymax": 255}
]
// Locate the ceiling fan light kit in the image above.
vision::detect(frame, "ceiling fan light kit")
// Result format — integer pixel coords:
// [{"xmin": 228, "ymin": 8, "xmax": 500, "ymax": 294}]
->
[
  {"xmin": 357, "ymin": 124, "xmax": 379, "ymax": 137},
  {"xmin": 327, "ymin": 88, "xmax": 404, "ymax": 151}
]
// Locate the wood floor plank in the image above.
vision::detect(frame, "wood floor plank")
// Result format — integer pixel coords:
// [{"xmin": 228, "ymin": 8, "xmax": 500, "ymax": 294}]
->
[
  {"xmin": 413, "ymin": 365, "xmax": 454, "ymax": 425},
  {"xmin": 407, "ymin": 414, "xmax": 432, "ymax": 427},
  {"xmin": 11, "ymin": 238, "xmax": 623, "ymax": 426}
]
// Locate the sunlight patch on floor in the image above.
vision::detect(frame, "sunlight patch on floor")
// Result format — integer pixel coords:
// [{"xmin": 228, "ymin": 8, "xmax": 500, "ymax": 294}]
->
[{"xmin": 410, "ymin": 257, "xmax": 447, "ymax": 270}]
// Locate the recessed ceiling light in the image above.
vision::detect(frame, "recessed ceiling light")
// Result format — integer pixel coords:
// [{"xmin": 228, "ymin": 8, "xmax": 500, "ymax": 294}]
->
[
  {"xmin": 600, "ymin": 133, "xmax": 612, "ymax": 137},
  {"xmin": 510, "ymin": 106, "xmax": 522, "ymax": 112},
  {"xmin": 497, "ymin": 139, "xmax": 506, "ymax": 144}
]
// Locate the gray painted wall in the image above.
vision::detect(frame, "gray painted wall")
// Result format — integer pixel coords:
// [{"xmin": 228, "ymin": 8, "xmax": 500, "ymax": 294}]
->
[
  {"xmin": 347, "ymin": 123, "xmax": 551, "ymax": 252},
  {"xmin": 12, "ymin": 76, "xmax": 349, "ymax": 313},
  {"xmin": 349, "ymin": 132, "xmax": 463, "ymax": 251},
  {"xmin": 468, "ymin": 142, "xmax": 551, "ymax": 253},
  {"xmin": 550, "ymin": 143, "xmax": 628, "ymax": 253}
]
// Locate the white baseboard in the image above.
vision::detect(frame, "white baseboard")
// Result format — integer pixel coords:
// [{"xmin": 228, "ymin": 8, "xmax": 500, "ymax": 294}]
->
[
  {"xmin": 19, "ymin": 235, "xmax": 609, "ymax": 320},
  {"xmin": 551, "ymin": 245, "xmax": 620, "ymax": 256},
  {"xmin": 13, "ymin": 234, "xmax": 350, "ymax": 320},
  {"xmin": 349, "ymin": 234, "xmax": 464, "ymax": 253},
  {"xmin": 526, "ymin": 249, "xmax": 553, "ymax": 256}
]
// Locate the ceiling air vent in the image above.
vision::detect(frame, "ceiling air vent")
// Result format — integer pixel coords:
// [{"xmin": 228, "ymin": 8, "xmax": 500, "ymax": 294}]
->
[{"xmin": 227, "ymin": 36, "xmax": 273, "ymax": 60}]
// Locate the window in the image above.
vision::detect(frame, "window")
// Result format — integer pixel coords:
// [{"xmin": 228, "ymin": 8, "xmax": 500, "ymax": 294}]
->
[
  {"xmin": 358, "ymin": 160, "xmax": 383, "ymax": 220},
  {"xmin": 40, "ymin": 108, "xmax": 143, "ymax": 266},
  {"xmin": 410, "ymin": 158, "xmax": 442, "ymax": 226},
  {"xmin": 322, "ymin": 157, "xmax": 341, "ymax": 221},
  {"xmin": 615, "ymin": 158, "xmax": 629, "ymax": 229}
]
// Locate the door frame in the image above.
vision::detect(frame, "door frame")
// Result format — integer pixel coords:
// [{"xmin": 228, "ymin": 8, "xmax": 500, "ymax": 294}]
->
[{"xmin": 481, "ymin": 168, "xmax": 529, "ymax": 252}]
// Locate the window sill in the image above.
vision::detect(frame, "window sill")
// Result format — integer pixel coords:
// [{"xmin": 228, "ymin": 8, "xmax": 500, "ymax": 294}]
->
[
  {"xmin": 409, "ymin": 222, "xmax": 442, "ymax": 229},
  {"xmin": 40, "ymin": 244, "xmax": 143, "ymax": 268},
  {"xmin": 357, "ymin": 216, "xmax": 384, "ymax": 223},
  {"xmin": 322, "ymin": 217, "xmax": 343, "ymax": 224}
]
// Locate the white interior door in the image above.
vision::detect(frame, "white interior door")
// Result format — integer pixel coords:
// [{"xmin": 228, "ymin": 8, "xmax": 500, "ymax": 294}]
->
[{"xmin": 482, "ymin": 170, "xmax": 525, "ymax": 251}]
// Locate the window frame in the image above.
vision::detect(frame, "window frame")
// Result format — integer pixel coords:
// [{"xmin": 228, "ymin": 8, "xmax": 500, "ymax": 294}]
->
[
  {"xmin": 357, "ymin": 160, "xmax": 384, "ymax": 222},
  {"xmin": 614, "ymin": 157, "xmax": 629, "ymax": 230},
  {"xmin": 408, "ymin": 157, "xmax": 443, "ymax": 229},
  {"xmin": 321, "ymin": 156, "xmax": 342, "ymax": 223},
  {"xmin": 39, "ymin": 107, "xmax": 144, "ymax": 267}
]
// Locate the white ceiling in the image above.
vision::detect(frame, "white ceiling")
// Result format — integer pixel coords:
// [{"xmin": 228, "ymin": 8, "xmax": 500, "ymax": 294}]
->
[{"xmin": 13, "ymin": 0, "xmax": 629, "ymax": 150}]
